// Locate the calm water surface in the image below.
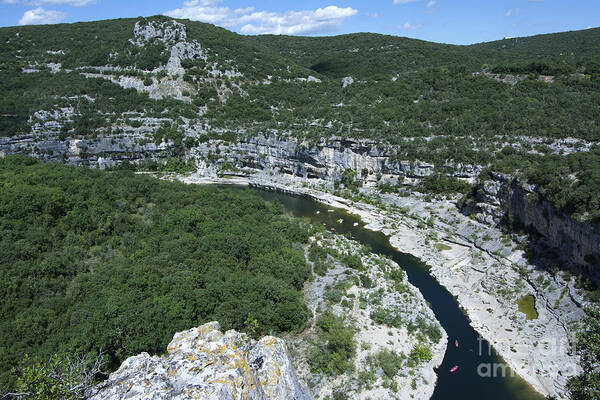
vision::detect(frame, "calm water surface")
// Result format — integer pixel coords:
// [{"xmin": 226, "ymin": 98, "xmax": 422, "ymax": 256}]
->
[{"xmin": 224, "ymin": 185, "xmax": 545, "ymax": 400}]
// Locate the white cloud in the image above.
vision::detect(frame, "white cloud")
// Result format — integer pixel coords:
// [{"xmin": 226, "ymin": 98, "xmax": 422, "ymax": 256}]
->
[
  {"xmin": 394, "ymin": 0, "xmax": 419, "ymax": 4},
  {"xmin": 427, "ymin": 1, "xmax": 436, "ymax": 7},
  {"xmin": 401, "ymin": 22, "xmax": 423, "ymax": 30},
  {"xmin": 34, "ymin": 0, "xmax": 95, "ymax": 5},
  {"xmin": 5, "ymin": 0, "xmax": 96, "ymax": 6},
  {"xmin": 19, "ymin": 7, "xmax": 66, "ymax": 25},
  {"xmin": 505, "ymin": 9, "xmax": 521, "ymax": 17},
  {"xmin": 164, "ymin": 3, "xmax": 357, "ymax": 35}
]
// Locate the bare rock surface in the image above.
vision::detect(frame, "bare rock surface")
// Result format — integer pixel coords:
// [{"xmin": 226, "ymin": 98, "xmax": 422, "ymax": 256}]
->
[{"xmin": 91, "ymin": 321, "xmax": 312, "ymax": 400}]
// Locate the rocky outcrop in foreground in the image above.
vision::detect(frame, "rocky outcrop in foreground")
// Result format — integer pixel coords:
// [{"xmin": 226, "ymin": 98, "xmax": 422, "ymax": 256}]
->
[{"xmin": 91, "ymin": 321, "xmax": 312, "ymax": 400}]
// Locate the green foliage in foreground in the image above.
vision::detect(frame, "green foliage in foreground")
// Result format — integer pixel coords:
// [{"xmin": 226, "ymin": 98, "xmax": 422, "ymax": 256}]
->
[
  {"xmin": 309, "ymin": 310, "xmax": 356, "ymax": 376},
  {"xmin": 375, "ymin": 349, "xmax": 406, "ymax": 379},
  {"xmin": 0, "ymin": 155, "xmax": 311, "ymax": 390},
  {"xmin": 568, "ymin": 308, "xmax": 600, "ymax": 400},
  {"xmin": 8, "ymin": 352, "xmax": 105, "ymax": 400},
  {"xmin": 12, "ymin": 357, "xmax": 83, "ymax": 400}
]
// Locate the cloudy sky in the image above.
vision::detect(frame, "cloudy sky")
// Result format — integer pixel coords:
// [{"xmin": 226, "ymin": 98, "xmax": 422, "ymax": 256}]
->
[{"xmin": 0, "ymin": 0, "xmax": 597, "ymax": 44}]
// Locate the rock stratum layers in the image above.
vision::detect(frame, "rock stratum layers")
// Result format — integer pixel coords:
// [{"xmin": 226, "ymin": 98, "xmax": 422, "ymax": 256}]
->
[
  {"xmin": 470, "ymin": 171, "xmax": 600, "ymax": 281},
  {"xmin": 91, "ymin": 321, "xmax": 312, "ymax": 400},
  {"xmin": 2, "ymin": 129, "xmax": 598, "ymax": 277}
]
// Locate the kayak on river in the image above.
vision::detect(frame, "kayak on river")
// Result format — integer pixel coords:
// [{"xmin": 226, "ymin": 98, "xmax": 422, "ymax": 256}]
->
[
  {"xmin": 455, "ymin": 339, "xmax": 459, "ymax": 348},
  {"xmin": 450, "ymin": 366, "xmax": 459, "ymax": 373}
]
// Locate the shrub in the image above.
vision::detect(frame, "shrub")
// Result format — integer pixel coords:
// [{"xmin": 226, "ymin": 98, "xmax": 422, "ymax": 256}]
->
[
  {"xmin": 359, "ymin": 273, "xmax": 375, "ymax": 288},
  {"xmin": 410, "ymin": 343, "xmax": 433, "ymax": 364},
  {"xmin": 376, "ymin": 349, "xmax": 405, "ymax": 378},
  {"xmin": 8, "ymin": 352, "xmax": 106, "ymax": 400},
  {"xmin": 344, "ymin": 254, "xmax": 364, "ymax": 270},
  {"xmin": 309, "ymin": 311, "xmax": 356, "ymax": 376}
]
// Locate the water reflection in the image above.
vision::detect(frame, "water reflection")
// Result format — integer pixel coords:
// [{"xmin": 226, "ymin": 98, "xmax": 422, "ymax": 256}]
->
[{"xmin": 219, "ymin": 185, "xmax": 545, "ymax": 400}]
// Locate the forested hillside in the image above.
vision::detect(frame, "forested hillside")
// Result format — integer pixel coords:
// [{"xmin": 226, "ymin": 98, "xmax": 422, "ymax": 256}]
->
[
  {"xmin": 0, "ymin": 16, "xmax": 599, "ymax": 221},
  {"xmin": 0, "ymin": 155, "xmax": 311, "ymax": 390},
  {"xmin": 249, "ymin": 33, "xmax": 485, "ymax": 78},
  {"xmin": 472, "ymin": 27, "xmax": 600, "ymax": 56}
]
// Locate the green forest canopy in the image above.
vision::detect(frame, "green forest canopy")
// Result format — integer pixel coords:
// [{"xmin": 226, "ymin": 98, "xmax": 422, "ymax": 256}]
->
[{"xmin": 0, "ymin": 155, "xmax": 311, "ymax": 390}]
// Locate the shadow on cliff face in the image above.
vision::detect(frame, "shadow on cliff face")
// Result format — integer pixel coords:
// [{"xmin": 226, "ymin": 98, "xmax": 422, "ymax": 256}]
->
[
  {"xmin": 459, "ymin": 176, "xmax": 600, "ymax": 304},
  {"xmin": 500, "ymin": 212, "xmax": 600, "ymax": 304}
]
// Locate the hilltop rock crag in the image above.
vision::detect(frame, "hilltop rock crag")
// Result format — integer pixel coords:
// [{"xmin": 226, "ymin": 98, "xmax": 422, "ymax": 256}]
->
[{"xmin": 91, "ymin": 321, "xmax": 312, "ymax": 400}]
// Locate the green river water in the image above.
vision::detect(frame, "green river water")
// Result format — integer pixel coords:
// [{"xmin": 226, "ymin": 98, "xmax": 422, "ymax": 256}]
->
[{"xmin": 245, "ymin": 186, "xmax": 546, "ymax": 400}]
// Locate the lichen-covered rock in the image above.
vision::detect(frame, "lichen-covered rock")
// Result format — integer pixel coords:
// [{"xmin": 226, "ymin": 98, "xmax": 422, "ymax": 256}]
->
[{"xmin": 90, "ymin": 321, "xmax": 313, "ymax": 400}]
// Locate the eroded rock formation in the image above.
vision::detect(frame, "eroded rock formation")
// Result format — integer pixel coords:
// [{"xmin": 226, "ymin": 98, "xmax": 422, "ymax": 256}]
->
[
  {"xmin": 468, "ymin": 172, "xmax": 600, "ymax": 280},
  {"xmin": 91, "ymin": 321, "xmax": 312, "ymax": 400}
]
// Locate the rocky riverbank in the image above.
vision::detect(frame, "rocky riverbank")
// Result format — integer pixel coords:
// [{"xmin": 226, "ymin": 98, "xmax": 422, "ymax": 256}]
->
[
  {"xmin": 178, "ymin": 170, "xmax": 586, "ymax": 399},
  {"xmin": 289, "ymin": 231, "xmax": 447, "ymax": 400}
]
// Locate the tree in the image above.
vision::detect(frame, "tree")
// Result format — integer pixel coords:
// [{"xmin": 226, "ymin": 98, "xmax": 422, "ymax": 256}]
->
[
  {"xmin": 2, "ymin": 351, "xmax": 106, "ymax": 400},
  {"xmin": 568, "ymin": 308, "xmax": 600, "ymax": 400}
]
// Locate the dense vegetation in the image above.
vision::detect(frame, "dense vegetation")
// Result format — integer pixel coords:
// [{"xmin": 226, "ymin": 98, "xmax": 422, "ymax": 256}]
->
[
  {"xmin": 0, "ymin": 155, "xmax": 311, "ymax": 390},
  {"xmin": 487, "ymin": 148, "xmax": 600, "ymax": 222},
  {"xmin": 1, "ymin": 17, "xmax": 598, "ymax": 220},
  {"xmin": 309, "ymin": 311, "xmax": 356, "ymax": 376},
  {"xmin": 567, "ymin": 308, "xmax": 600, "ymax": 399},
  {"xmin": 472, "ymin": 28, "xmax": 600, "ymax": 57}
]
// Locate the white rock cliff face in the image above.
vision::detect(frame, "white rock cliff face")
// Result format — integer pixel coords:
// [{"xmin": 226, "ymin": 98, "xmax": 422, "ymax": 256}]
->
[
  {"xmin": 91, "ymin": 321, "xmax": 313, "ymax": 400},
  {"xmin": 471, "ymin": 172, "xmax": 600, "ymax": 280}
]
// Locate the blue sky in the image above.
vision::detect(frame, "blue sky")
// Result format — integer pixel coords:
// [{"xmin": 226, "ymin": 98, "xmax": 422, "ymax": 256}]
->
[{"xmin": 0, "ymin": 0, "xmax": 597, "ymax": 44}]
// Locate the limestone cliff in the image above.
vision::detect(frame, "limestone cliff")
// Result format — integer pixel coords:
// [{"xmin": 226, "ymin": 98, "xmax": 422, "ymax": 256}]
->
[
  {"xmin": 91, "ymin": 321, "xmax": 312, "ymax": 400},
  {"xmin": 0, "ymin": 132, "xmax": 481, "ymax": 179},
  {"xmin": 467, "ymin": 171, "xmax": 600, "ymax": 281},
  {"xmin": 2, "ymin": 124, "xmax": 597, "ymax": 280}
]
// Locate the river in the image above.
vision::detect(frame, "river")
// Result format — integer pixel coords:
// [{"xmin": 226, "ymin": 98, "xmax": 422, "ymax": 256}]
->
[{"xmin": 244, "ymin": 186, "xmax": 545, "ymax": 400}]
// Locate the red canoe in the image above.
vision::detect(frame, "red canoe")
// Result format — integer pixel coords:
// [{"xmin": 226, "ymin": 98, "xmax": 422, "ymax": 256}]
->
[
  {"xmin": 455, "ymin": 340, "xmax": 459, "ymax": 348},
  {"xmin": 450, "ymin": 366, "xmax": 459, "ymax": 373}
]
